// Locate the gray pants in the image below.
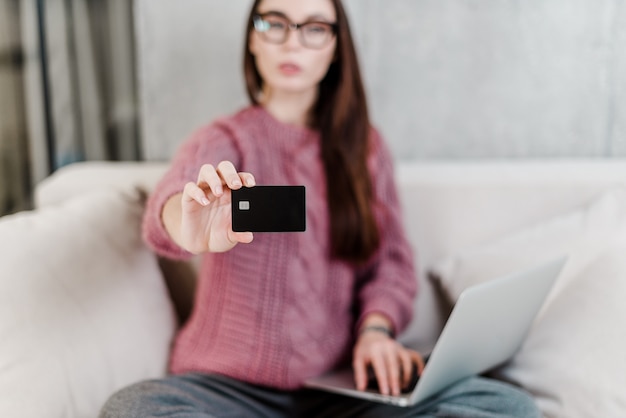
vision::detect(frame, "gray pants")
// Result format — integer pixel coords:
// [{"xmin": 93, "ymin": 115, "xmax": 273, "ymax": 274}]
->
[{"xmin": 100, "ymin": 373, "xmax": 540, "ymax": 418}]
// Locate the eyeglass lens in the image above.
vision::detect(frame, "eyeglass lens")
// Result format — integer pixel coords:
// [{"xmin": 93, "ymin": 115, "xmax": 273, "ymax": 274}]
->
[{"xmin": 254, "ymin": 14, "xmax": 335, "ymax": 49}]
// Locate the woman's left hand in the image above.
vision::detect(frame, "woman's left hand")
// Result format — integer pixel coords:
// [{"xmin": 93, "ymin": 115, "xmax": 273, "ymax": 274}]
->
[{"xmin": 353, "ymin": 329, "xmax": 425, "ymax": 396}]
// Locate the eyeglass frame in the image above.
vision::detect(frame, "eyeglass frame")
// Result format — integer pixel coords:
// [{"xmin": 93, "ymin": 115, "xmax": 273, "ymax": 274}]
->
[{"xmin": 252, "ymin": 12, "xmax": 338, "ymax": 49}]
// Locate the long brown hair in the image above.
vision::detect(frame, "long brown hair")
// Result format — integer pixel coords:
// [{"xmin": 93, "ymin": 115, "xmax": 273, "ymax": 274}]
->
[{"xmin": 243, "ymin": 0, "xmax": 379, "ymax": 264}]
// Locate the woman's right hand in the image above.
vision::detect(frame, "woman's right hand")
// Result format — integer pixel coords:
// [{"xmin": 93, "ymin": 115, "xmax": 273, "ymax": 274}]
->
[{"xmin": 171, "ymin": 161, "xmax": 256, "ymax": 254}]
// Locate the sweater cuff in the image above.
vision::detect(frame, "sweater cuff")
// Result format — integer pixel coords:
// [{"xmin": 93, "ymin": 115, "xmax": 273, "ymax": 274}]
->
[{"xmin": 142, "ymin": 189, "xmax": 194, "ymax": 261}]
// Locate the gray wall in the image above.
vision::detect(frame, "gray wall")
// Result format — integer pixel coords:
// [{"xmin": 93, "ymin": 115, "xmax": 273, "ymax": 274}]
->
[{"xmin": 135, "ymin": 0, "xmax": 626, "ymax": 161}]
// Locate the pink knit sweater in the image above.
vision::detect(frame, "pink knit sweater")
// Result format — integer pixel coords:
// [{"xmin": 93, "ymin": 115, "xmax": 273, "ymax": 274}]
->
[{"xmin": 142, "ymin": 106, "xmax": 417, "ymax": 390}]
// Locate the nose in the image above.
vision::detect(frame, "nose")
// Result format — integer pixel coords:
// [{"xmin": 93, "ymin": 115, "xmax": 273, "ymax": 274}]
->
[{"xmin": 283, "ymin": 26, "xmax": 301, "ymax": 50}]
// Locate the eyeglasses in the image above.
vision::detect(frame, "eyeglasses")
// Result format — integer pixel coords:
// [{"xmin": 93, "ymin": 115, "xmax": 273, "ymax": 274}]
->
[{"xmin": 253, "ymin": 12, "xmax": 337, "ymax": 49}]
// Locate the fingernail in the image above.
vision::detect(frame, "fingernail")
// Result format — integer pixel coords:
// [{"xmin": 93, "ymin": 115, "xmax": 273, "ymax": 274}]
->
[
  {"xmin": 216, "ymin": 186, "xmax": 223, "ymax": 195},
  {"xmin": 233, "ymin": 180, "xmax": 242, "ymax": 187},
  {"xmin": 201, "ymin": 198, "xmax": 210, "ymax": 206}
]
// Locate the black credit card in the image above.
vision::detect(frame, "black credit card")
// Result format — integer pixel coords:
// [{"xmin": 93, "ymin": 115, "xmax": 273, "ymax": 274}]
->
[{"xmin": 231, "ymin": 186, "xmax": 306, "ymax": 232}]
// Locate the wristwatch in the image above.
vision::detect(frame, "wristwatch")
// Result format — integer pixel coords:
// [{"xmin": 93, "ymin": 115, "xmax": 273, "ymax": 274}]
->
[{"xmin": 358, "ymin": 325, "xmax": 394, "ymax": 339}]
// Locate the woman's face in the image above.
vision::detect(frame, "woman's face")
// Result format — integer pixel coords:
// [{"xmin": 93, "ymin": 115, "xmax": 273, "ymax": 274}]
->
[{"xmin": 249, "ymin": 0, "xmax": 337, "ymax": 99}]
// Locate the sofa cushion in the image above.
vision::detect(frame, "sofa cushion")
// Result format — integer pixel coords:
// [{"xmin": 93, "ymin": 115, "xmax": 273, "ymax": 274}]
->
[
  {"xmin": 0, "ymin": 188, "xmax": 176, "ymax": 418},
  {"xmin": 34, "ymin": 161, "xmax": 198, "ymax": 324},
  {"xmin": 34, "ymin": 161, "xmax": 168, "ymax": 208},
  {"xmin": 429, "ymin": 187, "xmax": 626, "ymax": 418}
]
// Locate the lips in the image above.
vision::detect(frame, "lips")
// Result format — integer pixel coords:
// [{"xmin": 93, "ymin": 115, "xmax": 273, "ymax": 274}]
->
[{"xmin": 279, "ymin": 62, "xmax": 302, "ymax": 75}]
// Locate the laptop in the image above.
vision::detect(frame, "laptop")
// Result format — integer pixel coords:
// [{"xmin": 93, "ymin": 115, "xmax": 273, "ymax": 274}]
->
[{"xmin": 304, "ymin": 256, "xmax": 567, "ymax": 407}]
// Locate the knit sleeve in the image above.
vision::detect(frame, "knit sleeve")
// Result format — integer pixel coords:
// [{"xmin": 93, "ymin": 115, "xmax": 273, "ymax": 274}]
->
[
  {"xmin": 355, "ymin": 128, "xmax": 418, "ymax": 336},
  {"xmin": 142, "ymin": 123, "xmax": 241, "ymax": 260}
]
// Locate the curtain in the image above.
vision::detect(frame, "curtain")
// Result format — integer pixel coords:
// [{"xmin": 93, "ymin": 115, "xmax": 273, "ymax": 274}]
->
[
  {"xmin": 0, "ymin": 0, "xmax": 30, "ymax": 215},
  {"xmin": 17, "ymin": 0, "xmax": 139, "ymax": 201},
  {"xmin": 0, "ymin": 0, "xmax": 140, "ymax": 216}
]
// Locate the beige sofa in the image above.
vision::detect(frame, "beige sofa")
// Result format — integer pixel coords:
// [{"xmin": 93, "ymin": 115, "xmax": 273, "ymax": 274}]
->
[{"xmin": 2, "ymin": 159, "xmax": 626, "ymax": 418}]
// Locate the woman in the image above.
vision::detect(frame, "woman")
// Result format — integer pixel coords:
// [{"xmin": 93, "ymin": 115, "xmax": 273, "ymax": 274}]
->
[{"xmin": 101, "ymin": 0, "xmax": 540, "ymax": 416}]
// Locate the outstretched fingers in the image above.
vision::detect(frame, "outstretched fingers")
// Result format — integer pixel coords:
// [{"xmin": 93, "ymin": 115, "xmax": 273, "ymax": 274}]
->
[
  {"xmin": 197, "ymin": 164, "xmax": 224, "ymax": 198},
  {"xmin": 183, "ymin": 181, "xmax": 210, "ymax": 206},
  {"xmin": 189, "ymin": 162, "xmax": 256, "ymax": 206},
  {"xmin": 216, "ymin": 161, "xmax": 243, "ymax": 190},
  {"xmin": 217, "ymin": 163, "xmax": 256, "ymax": 189}
]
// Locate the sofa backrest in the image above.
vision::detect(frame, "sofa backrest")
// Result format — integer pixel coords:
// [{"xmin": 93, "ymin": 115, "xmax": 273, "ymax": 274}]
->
[
  {"xmin": 394, "ymin": 159, "xmax": 626, "ymax": 349},
  {"xmin": 35, "ymin": 159, "xmax": 626, "ymax": 349}
]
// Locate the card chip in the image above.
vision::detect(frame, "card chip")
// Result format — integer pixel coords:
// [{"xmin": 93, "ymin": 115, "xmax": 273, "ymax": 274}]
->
[{"xmin": 239, "ymin": 201, "xmax": 250, "ymax": 210}]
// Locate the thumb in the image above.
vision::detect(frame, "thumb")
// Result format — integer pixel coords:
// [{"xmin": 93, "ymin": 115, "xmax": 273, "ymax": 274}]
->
[{"xmin": 228, "ymin": 229, "xmax": 254, "ymax": 245}]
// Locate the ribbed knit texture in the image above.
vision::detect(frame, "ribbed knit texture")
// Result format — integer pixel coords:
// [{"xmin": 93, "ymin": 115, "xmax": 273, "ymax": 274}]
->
[{"xmin": 142, "ymin": 106, "xmax": 417, "ymax": 389}]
